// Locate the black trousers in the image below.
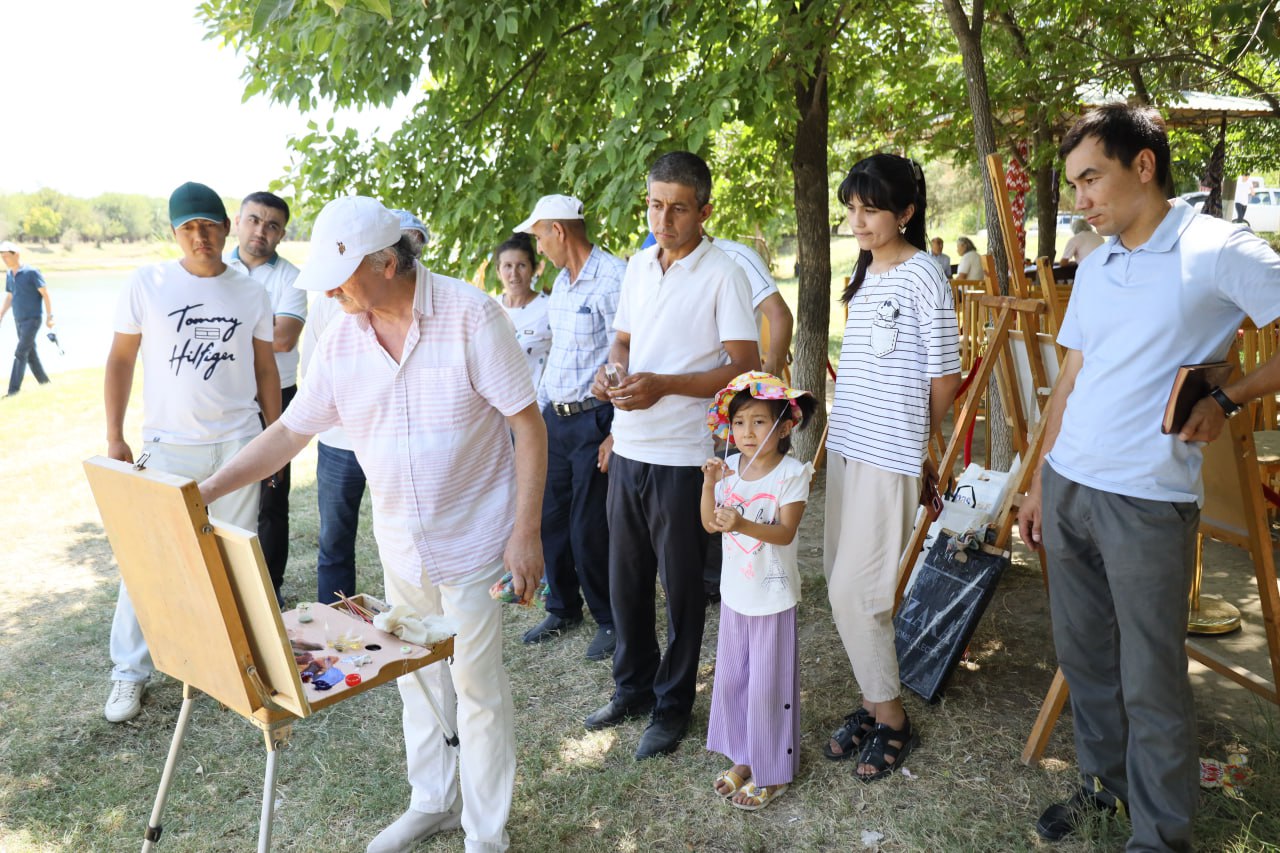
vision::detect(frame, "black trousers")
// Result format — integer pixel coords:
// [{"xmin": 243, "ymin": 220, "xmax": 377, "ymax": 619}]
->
[
  {"xmin": 259, "ymin": 383, "xmax": 296, "ymax": 596},
  {"xmin": 607, "ymin": 454, "xmax": 707, "ymax": 715},
  {"xmin": 540, "ymin": 402, "xmax": 613, "ymax": 626}
]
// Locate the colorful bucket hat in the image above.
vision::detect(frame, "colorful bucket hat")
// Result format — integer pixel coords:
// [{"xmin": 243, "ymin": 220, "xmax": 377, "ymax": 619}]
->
[{"xmin": 706, "ymin": 371, "xmax": 815, "ymax": 442}]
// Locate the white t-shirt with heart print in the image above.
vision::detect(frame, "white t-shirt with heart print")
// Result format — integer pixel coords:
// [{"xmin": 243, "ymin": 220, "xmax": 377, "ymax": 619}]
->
[{"xmin": 714, "ymin": 453, "xmax": 814, "ymax": 615}]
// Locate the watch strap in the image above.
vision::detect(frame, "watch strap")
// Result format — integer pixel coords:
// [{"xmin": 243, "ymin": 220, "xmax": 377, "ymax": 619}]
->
[{"xmin": 1210, "ymin": 386, "xmax": 1241, "ymax": 418}]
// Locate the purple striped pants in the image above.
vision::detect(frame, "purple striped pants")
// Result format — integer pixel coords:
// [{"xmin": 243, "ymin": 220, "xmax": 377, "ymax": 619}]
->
[{"xmin": 705, "ymin": 603, "xmax": 800, "ymax": 787}]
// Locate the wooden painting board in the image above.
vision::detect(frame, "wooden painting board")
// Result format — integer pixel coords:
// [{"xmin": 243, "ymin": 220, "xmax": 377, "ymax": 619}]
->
[
  {"xmin": 84, "ymin": 456, "xmax": 263, "ymax": 718},
  {"xmin": 212, "ymin": 523, "xmax": 310, "ymax": 719}
]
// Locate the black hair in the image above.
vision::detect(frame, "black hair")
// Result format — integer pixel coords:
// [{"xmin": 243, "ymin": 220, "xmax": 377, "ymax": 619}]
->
[
  {"xmin": 837, "ymin": 153, "xmax": 928, "ymax": 303},
  {"xmin": 648, "ymin": 151, "xmax": 712, "ymax": 208},
  {"xmin": 240, "ymin": 191, "xmax": 291, "ymax": 225},
  {"xmin": 1059, "ymin": 103, "xmax": 1171, "ymax": 191},
  {"xmin": 726, "ymin": 389, "xmax": 817, "ymax": 456},
  {"xmin": 494, "ymin": 232, "xmax": 536, "ymax": 267}
]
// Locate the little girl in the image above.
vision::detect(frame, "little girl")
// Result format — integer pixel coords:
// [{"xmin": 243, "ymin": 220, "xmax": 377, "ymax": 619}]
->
[{"xmin": 700, "ymin": 371, "xmax": 816, "ymax": 811}]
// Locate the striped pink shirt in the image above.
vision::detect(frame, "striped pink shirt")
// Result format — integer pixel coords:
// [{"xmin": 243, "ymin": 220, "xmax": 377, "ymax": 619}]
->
[{"xmin": 283, "ymin": 265, "xmax": 535, "ymax": 587}]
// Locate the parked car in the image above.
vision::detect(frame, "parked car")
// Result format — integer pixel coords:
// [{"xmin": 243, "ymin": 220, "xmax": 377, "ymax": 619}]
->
[{"xmin": 1244, "ymin": 189, "xmax": 1280, "ymax": 233}]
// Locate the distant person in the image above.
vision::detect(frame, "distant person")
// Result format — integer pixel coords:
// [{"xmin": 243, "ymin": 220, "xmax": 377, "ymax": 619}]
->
[
  {"xmin": 515, "ymin": 193, "xmax": 626, "ymax": 659},
  {"xmin": 822, "ymin": 154, "xmax": 960, "ymax": 782},
  {"xmin": 701, "ymin": 372, "xmax": 816, "ymax": 812},
  {"xmin": 226, "ymin": 191, "xmax": 305, "ymax": 603},
  {"xmin": 954, "ymin": 236, "xmax": 982, "ymax": 280},
  {"xmin": 1059, "ymin": 218, "xmax": 1104, "ymax": 265},
  {"xmin": 305, "ymin": 210, "xmax": 428, "ymax": 604},
  {"xmin": 928, "ymin": 236, "xmax": 951, "ymax": 278},
  {"xmin": 0, "ymin": 241, "xmax": 53, "ymax": 397},
  {"xmin": 585, "ymin": 151, "xmax": 758, "ymax": 760},
  {"xmin": 495, "ymin": 232, "xmax": 552, "ymax": 387},
  {"xmin": 103, "ymin": 181, "xmax": 280, "ymax": 723},
  {"xmin": 1234, "ymin": 174, "xmax": 1254, "ymax": 221}
]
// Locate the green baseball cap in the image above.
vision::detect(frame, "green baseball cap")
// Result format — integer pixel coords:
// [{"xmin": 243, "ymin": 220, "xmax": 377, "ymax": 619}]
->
[{"xmin": 169, "ymin": 182, "xmax": 228, "ymax": 227}]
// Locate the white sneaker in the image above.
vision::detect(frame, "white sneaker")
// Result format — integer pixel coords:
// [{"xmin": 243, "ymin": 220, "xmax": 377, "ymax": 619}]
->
[
  {"xmin": 366, "ymin": 801, "xmax": 462, "ymax": 853},
  {"xmin": 104, "ymin": 680, "xmax": 145, "ymax": 723}
]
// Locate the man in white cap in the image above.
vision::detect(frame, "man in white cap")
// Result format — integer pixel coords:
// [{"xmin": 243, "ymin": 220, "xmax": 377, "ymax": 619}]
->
[
  {"xmin": 0, "ymin": 240, "xmax": 54, "ymax": 397},
  {"xmin": 199, "ymin": 196, "xmax": 546, "ymax": 853},
  {"xmin": 514, "ymin": 194, "xmax": 625, "ymax": 659},
  {"xmin": 103, "ymin": 181, "xmax": 280, "ymax": 723}
]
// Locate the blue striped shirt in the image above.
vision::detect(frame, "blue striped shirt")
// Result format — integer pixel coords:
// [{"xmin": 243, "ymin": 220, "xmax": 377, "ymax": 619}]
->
[{"xmin": 538, "ymin": 245, "xmax": 626, "ymax": 406}]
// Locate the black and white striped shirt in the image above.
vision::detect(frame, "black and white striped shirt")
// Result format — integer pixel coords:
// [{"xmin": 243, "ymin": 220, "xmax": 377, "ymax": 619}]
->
[{"xmin": 828, "ymin": 252, "xmax": 961, "ymax": 477}]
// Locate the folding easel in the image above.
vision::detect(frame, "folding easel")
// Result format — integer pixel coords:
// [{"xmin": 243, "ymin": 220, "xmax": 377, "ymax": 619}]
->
[
  {"xmin": 84, "ymin": 457, "xmax": 456, "ymax": 852},
  {"xmin": 893, "ymin": 294, "xmax": 1050, "ymax": 606}
]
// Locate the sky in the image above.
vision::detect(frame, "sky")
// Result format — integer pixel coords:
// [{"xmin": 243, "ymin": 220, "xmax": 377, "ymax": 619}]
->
[{"xmin": 3, "ymin": 1, "xmax": 414, "ymax": 199}]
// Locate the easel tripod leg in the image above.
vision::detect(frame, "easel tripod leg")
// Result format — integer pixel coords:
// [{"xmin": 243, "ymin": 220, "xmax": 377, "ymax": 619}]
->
[
  {"xmin": 140, "ymin": 684, "xmax": 197, "ymax": 852},
  {"xmin": 411, "ymin": 668, "xmax": 459, "ymax": 747},
  {"xmin": 257, "ymin": 749, "xmax": 281, "ymax": 853}
]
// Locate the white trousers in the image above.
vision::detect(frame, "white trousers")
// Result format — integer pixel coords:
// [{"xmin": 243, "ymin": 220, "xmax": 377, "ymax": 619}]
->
[
  {"xmin": 383, "ymin": 560, "xmax": 514, "ymax": 853},
  {"xmin": 109, "ymin": 436, "xmax": 259, "ymax": 682},
  {"xmin": 823, "ymin": 453, "xmax": 918, "ymax": 703}
]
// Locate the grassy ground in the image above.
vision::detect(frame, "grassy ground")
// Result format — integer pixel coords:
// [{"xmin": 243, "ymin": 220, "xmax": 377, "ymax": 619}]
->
[{"xmin": 0, "ymin": 368, "xmax": 1277, "ymax": 852}]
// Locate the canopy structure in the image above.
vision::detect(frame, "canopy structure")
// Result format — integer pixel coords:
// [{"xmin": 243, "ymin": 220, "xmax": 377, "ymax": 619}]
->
[{"xmin": 1079, "ymin": 85, "xmax": 1276, "ymax": 126}]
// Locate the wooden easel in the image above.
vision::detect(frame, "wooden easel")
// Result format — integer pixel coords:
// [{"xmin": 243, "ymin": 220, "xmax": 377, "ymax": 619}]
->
[
  {"xmin": 893, "ymin": 295, "xmax": 1051, "ymax": 606},
  {"xmin": 84, "ymin": 457, "xmax": 455, "ymax": 852}
]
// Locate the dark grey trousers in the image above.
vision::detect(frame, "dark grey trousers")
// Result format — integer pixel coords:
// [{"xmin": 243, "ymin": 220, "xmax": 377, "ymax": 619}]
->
[{"xmin": 1042, "ymin": 464, "xmax": 1200, "ymax": 853}]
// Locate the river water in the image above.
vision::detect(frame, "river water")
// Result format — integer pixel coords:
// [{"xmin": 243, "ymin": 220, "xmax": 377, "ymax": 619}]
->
[{"xmin": 0, "ymin": 269, "xmax": 132, "ymax": 379}]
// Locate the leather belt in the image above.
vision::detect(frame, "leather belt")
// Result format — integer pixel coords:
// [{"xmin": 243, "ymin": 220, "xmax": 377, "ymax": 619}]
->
[{"xmin": 552, "ymin": 396, "xmax": 607, "ymax": 417}]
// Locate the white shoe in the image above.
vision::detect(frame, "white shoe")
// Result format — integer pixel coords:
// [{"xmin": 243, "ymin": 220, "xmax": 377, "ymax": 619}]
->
[
  {"xmin": 105, "ymin": 680, "xmax": 145, "ymax": 723},
  {"xmin": 366, "ymin": 801, "xmax": 462, "ymax": 853}
]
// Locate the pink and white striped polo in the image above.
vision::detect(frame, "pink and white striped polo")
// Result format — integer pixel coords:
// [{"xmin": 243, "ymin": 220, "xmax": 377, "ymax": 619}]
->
[{"xmin": 284, "ymin": 264, "xmax": 535, "ymax": 587}]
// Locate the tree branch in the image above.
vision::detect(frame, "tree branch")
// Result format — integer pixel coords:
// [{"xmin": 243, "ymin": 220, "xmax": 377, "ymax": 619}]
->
[{"xmin": 461, "ymin": 20, "xmax": 591, "ymax": 131}]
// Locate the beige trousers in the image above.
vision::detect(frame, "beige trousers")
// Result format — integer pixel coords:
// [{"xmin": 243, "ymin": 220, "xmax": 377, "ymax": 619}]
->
[{"xmin": 823, "ymin": 453, "xmax": 919, "ymax": 703}]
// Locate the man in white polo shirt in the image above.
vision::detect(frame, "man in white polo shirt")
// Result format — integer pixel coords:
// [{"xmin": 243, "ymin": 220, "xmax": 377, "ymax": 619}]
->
[
  {"xmin": 200, "ymin": 196, "xmax": 546, "ymax": 853},
  {"xmin": 103, "ymin": 181, "xmax": 280, "ymax": 723},
  {"xmin": 585, "ymin": 151, "xmax": 759, "ymax": 759},
  {"xmin": 1018, "ymin": 104, "xmax": 1280, "ymax": 850},
  {"xmin": 226, "ymin": 191, "xmax": 306, "ymax": 602}
]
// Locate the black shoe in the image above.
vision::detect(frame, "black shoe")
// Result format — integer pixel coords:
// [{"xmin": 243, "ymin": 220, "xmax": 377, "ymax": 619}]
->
[
  {"xmin": 1036, "ymin": 788, "xmax": 1119, "ymax": 841},
  {"xmin": 584, "ymin": 626, "xmax": 616, "ymax": 661},
  {"xmin": 635, "ymin": 711, "xmax": 690, "ymax": 759},
  {"xmin": 584, "ymin": 695, "xmax": 654, "ymax": 730},
  {"xmin": 521, "ymin": 613, "xmax": 583, "ymax": 644}
]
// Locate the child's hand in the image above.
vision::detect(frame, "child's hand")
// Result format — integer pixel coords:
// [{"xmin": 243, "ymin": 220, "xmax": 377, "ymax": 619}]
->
[
  {"xmin": 702, "ymin": 458, "xmax": 729, "ymax": 484},
  {"xmin": 712, "ymin": 506, "xmax": 742, "ymax": 533}
]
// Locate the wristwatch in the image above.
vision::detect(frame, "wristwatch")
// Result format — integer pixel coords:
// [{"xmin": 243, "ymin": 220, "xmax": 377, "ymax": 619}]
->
[{"xmin": 1210, "ymin": 386, "xmax": 1241, "ymax": 419}]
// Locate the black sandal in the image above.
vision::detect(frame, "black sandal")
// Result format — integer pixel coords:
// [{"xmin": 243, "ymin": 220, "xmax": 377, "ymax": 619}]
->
[
  {"xmin": 856, "ymin": 718, "xmax": 919, "ymax": 782},
  {"xmin": 823, "ymin": 707, "xmax": 876, "ymax": 761}
]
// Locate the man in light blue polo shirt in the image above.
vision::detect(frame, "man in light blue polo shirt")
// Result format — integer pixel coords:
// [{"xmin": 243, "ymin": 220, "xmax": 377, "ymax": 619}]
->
[{"xmin": 1018, "ymin": 104, "xmax": 1280, "ymax": 850}]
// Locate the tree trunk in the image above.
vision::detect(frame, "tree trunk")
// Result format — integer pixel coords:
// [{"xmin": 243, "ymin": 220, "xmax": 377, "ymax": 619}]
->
[
  {"xmin": 943, "ymin": 0, "xmax": 1014, "ymax": 471},
  {"xmin": 790, "ymin": 51, "xmax": 832, "ymax": 464},
  {"xmin": 1029, "ymin": 112, "xmax": 1058, "ymax": 261}
]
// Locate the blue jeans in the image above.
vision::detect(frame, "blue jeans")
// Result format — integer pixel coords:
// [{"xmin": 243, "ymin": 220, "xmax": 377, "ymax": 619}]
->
[
  {"xmin": 9, "ymin": 317, "xmax": 49, "ymax": 394},
  {"xmin": 316, "ymin": 442, "xmax": 367, "ymax": 604}
]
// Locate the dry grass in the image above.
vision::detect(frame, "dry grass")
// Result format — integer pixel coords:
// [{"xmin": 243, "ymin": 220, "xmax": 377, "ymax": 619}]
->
[{"xmin": 0, "ymin": 369, "xmax": 1277, "ymax": 852}]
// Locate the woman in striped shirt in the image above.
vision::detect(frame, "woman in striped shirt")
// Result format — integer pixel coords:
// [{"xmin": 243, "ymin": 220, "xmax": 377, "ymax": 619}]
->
[{"xmin": 821, "ymin": 153, "xmax": 962, "ymax": 782}]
